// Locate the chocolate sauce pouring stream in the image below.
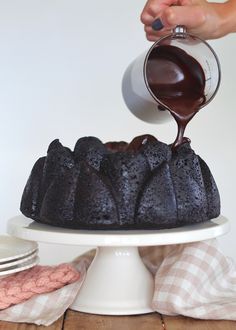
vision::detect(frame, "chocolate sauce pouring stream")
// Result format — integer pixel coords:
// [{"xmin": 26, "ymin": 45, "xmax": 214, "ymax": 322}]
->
[{"xmin": 146, "ymin": 45, "xmax": 206, "ymax": 149}]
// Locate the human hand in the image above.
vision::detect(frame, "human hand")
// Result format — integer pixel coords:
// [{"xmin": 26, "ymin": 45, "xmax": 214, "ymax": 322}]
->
[{"xmin": 141, "ymin": 0, "xmax": 235, "ymax": 40}]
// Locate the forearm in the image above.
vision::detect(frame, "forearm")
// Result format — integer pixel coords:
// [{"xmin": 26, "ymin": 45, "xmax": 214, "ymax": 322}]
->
[{"xmin": 219, "ymin": 0, "xmax": 236, "ymax": 36}]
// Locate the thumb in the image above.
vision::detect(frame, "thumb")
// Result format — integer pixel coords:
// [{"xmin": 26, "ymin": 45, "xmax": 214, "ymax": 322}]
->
[{"xmin": 161, "ymin": 5, "xmax": 206, "ymax": 30}]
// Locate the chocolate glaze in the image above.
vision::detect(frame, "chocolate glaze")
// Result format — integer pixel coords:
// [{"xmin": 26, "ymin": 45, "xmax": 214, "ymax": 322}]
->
[
  {"xmin": 126, "ymin": 134, "xmax": 157, "ymax": 152},
  {"xmin": 105, "ymin": 135, "xmax": 157, "ymax": 153},
  {"xmin": 146, "ymin": 45, "xmax": 206, "ymax": 148}
]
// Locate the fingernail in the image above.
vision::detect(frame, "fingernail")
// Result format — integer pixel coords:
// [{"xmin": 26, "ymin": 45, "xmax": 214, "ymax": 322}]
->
[{"xmin": 152, "ymin": 18, "xmax": 164, "ymax": 31}]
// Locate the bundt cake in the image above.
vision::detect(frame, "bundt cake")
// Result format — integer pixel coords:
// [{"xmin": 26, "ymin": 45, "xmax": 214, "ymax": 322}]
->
[{"xmin": 20, "ymin": 134, "xmax": 220, "ymax": 230}]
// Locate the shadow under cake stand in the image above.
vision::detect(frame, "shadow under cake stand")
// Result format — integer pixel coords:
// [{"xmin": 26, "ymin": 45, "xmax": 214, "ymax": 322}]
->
[{"xmin": 7, "ymin": 215, "xmax": 229, "ymax": 315}]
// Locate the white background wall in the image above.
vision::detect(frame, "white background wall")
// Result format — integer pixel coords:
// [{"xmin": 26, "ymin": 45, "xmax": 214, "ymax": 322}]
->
[{"xmin": 0, "ymin": 0, "xmax": 235, "ymax": 264}]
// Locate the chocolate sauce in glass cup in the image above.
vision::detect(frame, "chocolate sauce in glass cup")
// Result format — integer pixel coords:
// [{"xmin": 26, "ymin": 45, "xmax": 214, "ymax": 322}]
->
[{"xmin": 122, "ymin": 26, "xmax": 221, "ymax": 148}]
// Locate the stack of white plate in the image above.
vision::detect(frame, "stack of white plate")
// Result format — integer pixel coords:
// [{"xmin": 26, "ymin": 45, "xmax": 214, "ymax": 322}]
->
[{"xmin": 0, "ymin": 236, "xmax": 39, "ymax": 277}]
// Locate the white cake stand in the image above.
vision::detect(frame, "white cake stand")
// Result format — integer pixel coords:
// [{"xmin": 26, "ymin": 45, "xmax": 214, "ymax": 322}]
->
[{"xmin": 7, "ymin": 215, "xmax": 229, "ymax": 315}]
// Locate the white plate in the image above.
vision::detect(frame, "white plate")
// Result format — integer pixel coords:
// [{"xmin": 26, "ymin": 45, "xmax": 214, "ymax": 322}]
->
[
  {"xmin": 0, "ymin": 256, "xmax": 40, "ymax": 277},
  {"xmin": 0, "ymin": 250, "xmax": 38, "ymax": 269},
  {"xmin": 0, "ymin": 235, "xmax": 38, "ymax": 263}
]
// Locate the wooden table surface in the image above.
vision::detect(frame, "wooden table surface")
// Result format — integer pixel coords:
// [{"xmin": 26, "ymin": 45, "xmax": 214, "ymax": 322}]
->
[{"xmin": 0, "ymin": 310, "xmax": 235, "ymax": 330}]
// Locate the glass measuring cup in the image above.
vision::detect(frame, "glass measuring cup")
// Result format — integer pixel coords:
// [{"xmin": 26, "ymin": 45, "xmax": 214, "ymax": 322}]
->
[{"xmin": 122, "ymin": 25, "xmax": 221, "ymax": 124}]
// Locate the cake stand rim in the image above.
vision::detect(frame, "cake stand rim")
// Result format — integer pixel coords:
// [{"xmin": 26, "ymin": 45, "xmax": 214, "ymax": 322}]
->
[{"xmin": 7, "ymin": 215, "xmax": 230, "ymax": 247}]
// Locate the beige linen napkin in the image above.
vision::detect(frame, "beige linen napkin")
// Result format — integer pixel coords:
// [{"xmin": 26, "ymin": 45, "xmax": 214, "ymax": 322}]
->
[{"xmin": 0, "ymin": 239, "xmax": 235, "ymax": 325}]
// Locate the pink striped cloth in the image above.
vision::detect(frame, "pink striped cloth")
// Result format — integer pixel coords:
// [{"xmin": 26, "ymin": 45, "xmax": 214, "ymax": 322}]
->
[
  {"xmin": 0, "ymin": 239, "xmax": 235, "ymax": 325},
  {"xmin": 0, "ymin": 256, "xmax": 90, "ymax": 326}
]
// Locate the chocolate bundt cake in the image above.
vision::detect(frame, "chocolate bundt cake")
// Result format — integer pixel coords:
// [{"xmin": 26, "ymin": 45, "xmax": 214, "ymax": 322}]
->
[{"xmin": 20, "ymin": 135, "xmax": 220, "ymax": 230}]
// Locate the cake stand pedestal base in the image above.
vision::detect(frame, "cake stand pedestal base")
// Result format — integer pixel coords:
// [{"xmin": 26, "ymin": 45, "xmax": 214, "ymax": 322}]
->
[
  {"xmin": 70, "ymin": 246, "xmax": 154, "ymax": 315},
  {"xmin": 7, "ymin": 215, "xmax": 229, "ymax": 315}
]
